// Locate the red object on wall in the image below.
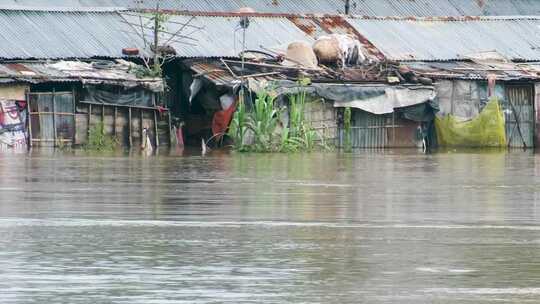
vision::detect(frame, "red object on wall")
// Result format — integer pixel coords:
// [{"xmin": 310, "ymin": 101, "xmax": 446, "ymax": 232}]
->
[{"xmin": 212, "ymin": 101, "xmax": 237, "ymax": 140}]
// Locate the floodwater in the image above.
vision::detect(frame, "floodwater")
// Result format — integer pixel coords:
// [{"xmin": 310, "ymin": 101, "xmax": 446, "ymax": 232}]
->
[{"xmin": 1, "ymin": 148, "xmax": 540, "ymax": 303}]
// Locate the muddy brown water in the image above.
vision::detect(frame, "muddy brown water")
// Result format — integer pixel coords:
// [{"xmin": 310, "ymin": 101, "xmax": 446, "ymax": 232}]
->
[{"xmin": 1, "ymin": 148, "xmax": 540, "ymax": 303}]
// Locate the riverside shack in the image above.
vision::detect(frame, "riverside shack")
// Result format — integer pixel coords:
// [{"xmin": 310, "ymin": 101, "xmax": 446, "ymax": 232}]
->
[
  {"xmin": 2, "ymin": 6, "xmax": 540, "ymax": 150},
  {"xmin": 343, "ymin": 16, "xmax": 540, "ymax": 148},
  {"xmin": 0, "ymin": 60, "xmax": 168, "ymax": 148},
  {"xmin": 0, "ymin": 8, "xmax": 171, "ymax": 149}
]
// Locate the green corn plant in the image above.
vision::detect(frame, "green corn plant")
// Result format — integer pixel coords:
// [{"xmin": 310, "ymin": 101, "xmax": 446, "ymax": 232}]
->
[
  {"xmin": 229, "ymin": 81, "xmax": 330, "ymax": 153},
  {"xmin": 228, "ymin": 94, "xmax": 249, "ymax": 151}
]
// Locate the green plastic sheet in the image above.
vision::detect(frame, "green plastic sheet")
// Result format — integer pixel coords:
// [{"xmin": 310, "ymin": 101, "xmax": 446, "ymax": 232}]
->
[{"xmin": 435, "ymin": 98, "xmax": 506, "ymax": 147}]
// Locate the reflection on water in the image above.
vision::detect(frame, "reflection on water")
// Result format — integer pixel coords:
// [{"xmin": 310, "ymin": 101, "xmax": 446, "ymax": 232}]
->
[{"xmin": 0, "ymin": 149, "xmax": 540, "ymax": 303}]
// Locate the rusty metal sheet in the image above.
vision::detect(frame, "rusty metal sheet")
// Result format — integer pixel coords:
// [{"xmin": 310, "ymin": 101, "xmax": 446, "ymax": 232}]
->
[
  {"xmin": 0, "ymin": 9, "xmax": 147, "ymax": 59},
  {"xmin": 346, "ymin": 16, "xmax": 540, "ymax": 62}
]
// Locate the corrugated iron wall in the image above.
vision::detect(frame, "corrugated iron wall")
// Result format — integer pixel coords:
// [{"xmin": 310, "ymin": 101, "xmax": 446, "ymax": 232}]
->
[
  {"xmin": 503, "ymin": 85, "xmax": 535, "ymax": 148},
  {"xmin": 338, "ymin": 110, "xmax": 421, "ymax": 148}
]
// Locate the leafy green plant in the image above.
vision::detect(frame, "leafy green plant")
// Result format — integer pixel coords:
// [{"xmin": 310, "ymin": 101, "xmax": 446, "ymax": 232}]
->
[
  {"xmin": 228, "ymin": 92, "xmax": 249, "ymax": 152},
  {"xmin": 229, "ymin": 82, "xmax": 329, "ymax": 153},
  {"xmin": 85, "ymin": 122, "xmax": 117, "ymax": 151},
  {"xmin": 131, "ymin": 65, "xmax": 163, "ymax": 78},
  {"xmin": 248, "ymin": 91, "xmax": 281, "ymax": 152}
]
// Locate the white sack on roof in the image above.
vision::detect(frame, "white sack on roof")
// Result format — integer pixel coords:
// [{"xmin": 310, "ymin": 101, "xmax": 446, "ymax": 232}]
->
[
  {"xmin": 313, "ymin": 34, "xmax": 365, "ymax": 67},
  {"xmin": 283, "ymin": 41, "xmax": 318, "ymax": 69},
  {"xmin": 46, "ymin": 61, "xmax": 165, "ymax": 92},
  {"xmin": 50, "ymin": 61, "xmax": 93, "ymax": 71},
  {"xmin": 333, "ymin": 86, "xmax": 436, "ymax": 115}
]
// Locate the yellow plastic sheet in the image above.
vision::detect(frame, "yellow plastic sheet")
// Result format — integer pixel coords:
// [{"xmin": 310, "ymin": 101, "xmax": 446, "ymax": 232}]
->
[{"xmin": 435, "ymin": 98, "xmax": 506, "ymax": 147}]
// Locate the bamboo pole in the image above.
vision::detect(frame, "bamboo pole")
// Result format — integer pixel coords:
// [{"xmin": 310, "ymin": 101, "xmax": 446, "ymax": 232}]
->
[
  {"xmin": 52, "ymin": 89, "xmax": 57, "ymax": 146},
  {"xmin": 128, "ymin": 107, "xmax": 132, "ymax": 147},
  {"xmin": 153, "ymin": 110, "xmax": 159, "ymax": 147},
  {"xmin": 26, "ymin": 90, "xmax": 32, "ymax": 148},
  {"xmin": 113, "ymin": 106, "xmax": 117, "ymax": 136}
]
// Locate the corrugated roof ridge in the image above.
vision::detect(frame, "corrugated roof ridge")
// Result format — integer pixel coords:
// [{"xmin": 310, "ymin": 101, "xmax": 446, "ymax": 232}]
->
[
  {"xmin": 131, "ymin": 9, "xmax": 344, "ymax": 18},
  {"xmin": 346, "ymin": 15, "xmax": 540, "ymax": 21},
  {"xmin": 0, "ymin": 6, "xmax": 126, "ymax": 13},
  {"xmin": 130, "ymin": 10, "xmax": 540, "ymax": 21}
]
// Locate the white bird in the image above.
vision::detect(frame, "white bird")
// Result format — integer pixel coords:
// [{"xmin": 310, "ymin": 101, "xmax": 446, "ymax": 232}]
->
[
  {"xmin": 201, "ymin": 138, "xmax": 209, "ymax": 156},
  {"xmin": 141, "ymin": 128, "xmax": 153, "ymax": 155}
]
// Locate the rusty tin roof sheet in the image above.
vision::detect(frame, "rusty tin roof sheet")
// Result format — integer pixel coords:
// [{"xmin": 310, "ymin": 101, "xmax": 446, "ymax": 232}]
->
[
  {"xmin": 0, "ymin": 9, "xmax": 147, "ymax": 59},
  {"xmin": 346, "ymin": 16, "xmax": 540, "ymax": 62}
]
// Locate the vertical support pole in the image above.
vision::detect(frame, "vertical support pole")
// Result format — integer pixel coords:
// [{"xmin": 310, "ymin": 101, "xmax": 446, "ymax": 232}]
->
[
  {"xmin": 52, "ymin": 89, "xmax": 57, "ymax": 146},
  {"xmin": 392, "ymin": 111, "xmax": 395, "ymax": 146},
  {"xmin": 26, "ymin": 90, "xmax": 32, "ymax": 148},
  {"xmin": 139, "ymin": 109, "xmax": 143, "ymax": 144},
  {"xmin": 534, "ymin": 83, "xmax": 540, "ymax": 148},
  {"xmin": 113, "ymin": 106, "xmax": 117, "ymax": 137},
  {"xmin": 88, "ymin": 103, "xmax": 92, "ymax": 136},
  {"xmin": 450, "ymin": 80, "xmax": 456, "ymax": 115},
  {"xmin": 72, "ymin": 87, "xmax": 76, "ymax": 145},
  {"xmin": 153, "ymin": 109, "xmax": 159, "ymax": 147},
  {"xmin": 128, "ymin": 107, "xmax": 132, "ymax": 147},
  {"xmin": 168, "ymin": 109, "xmax": 172, "ymax": 147},
  {"xmin": 101, "ymin": 104, "xmax": 105, "ymax": 124}
]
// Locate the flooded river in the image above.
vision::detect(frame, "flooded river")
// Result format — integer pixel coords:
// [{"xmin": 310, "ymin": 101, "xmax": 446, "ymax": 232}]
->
[{"xmin": 0, "ymin": 149, "xmax": 539, "ymax": 303}]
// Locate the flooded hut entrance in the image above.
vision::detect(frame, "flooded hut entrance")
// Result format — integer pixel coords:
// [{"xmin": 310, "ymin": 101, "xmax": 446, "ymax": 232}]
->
[
  {"xmin": 503, "ymin": 84, "xmax": 534, "ymax": 148},
  {"xmin": 28, "ymin": 90, "xmax": 75, "ymax": 147}
]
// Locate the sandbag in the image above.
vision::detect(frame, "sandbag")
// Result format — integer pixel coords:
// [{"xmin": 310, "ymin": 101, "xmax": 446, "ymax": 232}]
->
[
  {"xmin": 313, "ymin": 34, "xmax": 365, "ymax": 67},
  {"xmin": 283, "ymin": 41, "xmax": 318, "ymax": 69},
  {"xmin": 313, "ymin": 36, "xmax": 340, "ymax": 65}
]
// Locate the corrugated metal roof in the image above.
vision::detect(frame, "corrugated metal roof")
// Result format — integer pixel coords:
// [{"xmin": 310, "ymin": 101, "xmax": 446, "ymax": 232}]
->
[
  {"xmin": 407, "ymin": 61, "xmax": 540, "ymax": 80},
  {"xmin": 121, "ymin": 12, "xmax": 315, "ymax": 58},
  {"xmin": 346, "ymin": 17, "xmax": 540, "ymax": 61},
  {"xmin": 0, "ymin": 9, "xmax": 146, "ymax": 59},
  {"xmin": 189, "ymin": 61, "xmax": 239, "ymax": 86},
  {"xmin": 4, "ymin": 0, "xmax": 540, "ymax": 16},
  {"xmin": 0, "ymin": 60, "xmax": 163, "ymax": 90}
]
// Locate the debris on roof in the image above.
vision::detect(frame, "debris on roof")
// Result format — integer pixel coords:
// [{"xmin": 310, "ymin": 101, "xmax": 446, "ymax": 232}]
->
[
  {"xmin": 0, "ymin": 60, "xmax": 164, "ymax": 91},
  {"xmin": 406, "ymin": 61, "xmax": 540, "ymax": 81}
]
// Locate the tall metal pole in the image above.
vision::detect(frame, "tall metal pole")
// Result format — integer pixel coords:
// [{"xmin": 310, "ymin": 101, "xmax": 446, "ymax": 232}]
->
[
  {"xmin": 153, "ymin": 0, "xmax": 160, "ymax": 73},
  {"xmin": 239, "ymin": 16, "xmax": 249, "ymax": 109}
]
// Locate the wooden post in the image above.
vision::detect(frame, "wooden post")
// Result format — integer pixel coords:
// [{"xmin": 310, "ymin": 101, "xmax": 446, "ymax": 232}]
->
[
  {"xmin": 392, "ymin": 111, "xmax": 395, "ymax": 145},
  {"xmin": 168, "ymin": 110, "xmax": 172, "ymax": 147},
  {"xmin": 88, "ymin": 103, "xmax": 92, "ymax": 135},
  {"xmin": 128, "ymin": 107, "xmax": 132, "ymax": 147},
  {"xmin": 139, "ymin": 109, "xmax": 143, "ymax": 144},
  {"xmin": 101, "ymin": 104, "xmax": 105, "ymax": 124},
  {"xmin": 113, "ymin": 106, "xmax": 117, "ymax": 136},
  {"xmin": 52, "ymin": 89, "xmax": 57, "ymax": 146},
  {"xmin": 72, "ymin": 87, "xmax": 76, "ymax": 145},
  {"xmin": 26, "ymin": 90, "xmax": 32, "ymax": 148},
  {"xmin": 153, "ymin": 110, "xmax": 159, "ymax": 147}
]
